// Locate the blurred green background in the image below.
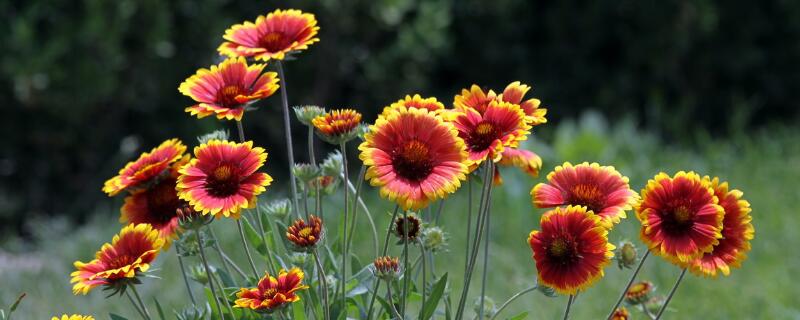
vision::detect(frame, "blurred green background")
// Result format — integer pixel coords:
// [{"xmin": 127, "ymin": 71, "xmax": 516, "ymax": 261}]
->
[{"xmin": 1, "ymin": 0, "xmax": 799, "ymax": 319}]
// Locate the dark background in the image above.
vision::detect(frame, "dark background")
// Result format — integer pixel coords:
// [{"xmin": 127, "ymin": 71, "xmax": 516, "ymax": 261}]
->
[{"xmin": 2, "ymin": 0, "xmax": 798, "ymax": 235}]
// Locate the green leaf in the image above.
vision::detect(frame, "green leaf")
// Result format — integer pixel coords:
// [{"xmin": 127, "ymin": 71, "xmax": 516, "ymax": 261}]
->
[
  {"xmin": 242, "ymin": 217, "xmax": 268, "ymax": 256},
  {"xmin": 8, "ymin": 293, "xmax": 25, "ymax": 312},
  {"xmin": 153, "ymin": 298, "xmax": 166, "ymax": 320},
  {"xmin": 507, "ymin": 311, "xmax": 529, "ymax": 320},
  {"xmin": 292, "ymin": 300, "xmax": 307, "ymax": 320},
  {"xmin": 109, "ymin": 313, "xmax": 129, "ymax": 320},
  {"xmin": 420, "ymin": 273, "xmax": 448, "ymax": 320}
]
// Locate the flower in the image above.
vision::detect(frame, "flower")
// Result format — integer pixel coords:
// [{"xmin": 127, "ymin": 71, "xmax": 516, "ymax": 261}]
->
[
  {"xmin": 493, "ymin": 147, "xmax": 542, "ymax": 185},
  {"xmin": 286, "ymin": 215, "xmax": 323, "ymax": 251},
  {"xmin": 615, "ymin": 240, "xmax": 638, "ymax": 269},
  {"xmin": 452, "ymin": 100, "xmax": 530, "ymax": 167},
  {"xmin": 121, "ymin": 176, "xmax": 184, "ymax": 242},
  {"xmin": 371, "ymin": 256, "xmax": 401, "ymax": 281},
  {"xmin": 498, "ymin": 81, "xmax": 547, "ymax": 126},
  {"xmin": 234, "ymin": 268, "xmax": 309, "ymax": 312},
  {"xmin": 179, "ymin": 57, "xmax": 279, "ymax": 121},
  {"xmin": 71, "ymin": 224, "xmax": 165, "ymax": 295},
  {"xmin": 103, "ymin": 139, "xmax": 187, "ymax": 196},
  {"xmin": 312, "ymin": 109, "xmax": 363, "ymax": 144},
  {"xmin": 293, "ymin": 105, "xmax": 326, "ymax": 126},
  {"xmin": 610, "ymin": 307, "xmax": 629, "ymax": 320},
  {"xmin": 453, "ymin": 84, "xmax": 497, "ymax": 115},
  {"xmin": 359, "ymin": 106, "xmax": 468, "ymax": 210},
  {"xmin": 531, "ymin": 162, "xmax": 637, "ymax": 228},
  {"xmin": 637, "ymin": 171, "xmax": 724, "ymax": 265},
  {"xmin": 421, "ymin": 226, "xmax": 448, "ymax": 252},
  {"xmin": 394, "ymin": 213, "xmax": 422, "ymax": 242},
  {"xmin": 689, "ymin": 177, "xmax": 754, "ymax": 277},
  {"xmin": 218, "ymin": 9, "xmax": 320, "ymax": 61},
  {"xmin": 177, "ymin": 140, "xmax": 272, "ymax": 219},
  {"xmin": 527, "ymin": 205, "xmax": 615, "ymax": 295},
  {"xmin": 625, "ymin": 281, "xmax": 655, "ymax": 305},
  {"xmin": 380, "ymin": 94, "xmax": 445, "ymax": 119},
  {"xmin": 52, "ymin": 316, "xmax": 94, "ymax": 320}
]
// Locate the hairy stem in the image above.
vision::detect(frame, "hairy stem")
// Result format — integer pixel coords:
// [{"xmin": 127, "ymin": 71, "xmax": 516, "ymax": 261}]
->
[
  {"xmin": 175, "ymin": 248, "xmax": 197, "ymax": 307},
  {"xmin": 491, "ymin": 285, "xmax": 538, "ymax": 320},
  {"xmin": 129, "ymin": 285, "xmax": 152, "ymax": 320},
  {"xmin": 655, "ymin": 268, "xmax": 687, "ymax": 319},
  {"xmin": 365, "ymin": 205, "xmax": 401, "ymax": 320},
  {"xmin": 236, "ymin": 219, "xmax": 260, "ymax": 279},
  {"xmin": 276, "ymin": 60, "xmax": 302, "ymax": 219},
  {"xmin": 198, "ymin": 230, "xmax": 225, "ymax": 320},
  {"xmin": 563, "ymin": 294, "xmax": 574, "ymax": 320},
  {"xmin": 606, "ymin": 250, "xmax": 651, "ymax": 319},
  {"xmin": 313, "ymin": 250, "xmax": 331, "ymax": 320}
]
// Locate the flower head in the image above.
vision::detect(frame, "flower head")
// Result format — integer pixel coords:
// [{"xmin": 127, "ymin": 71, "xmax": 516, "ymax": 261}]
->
[
  {"xmin": 394, "ymin": 213, "xmax": 422, "ymax": 243},
  {"xmin": 493, "ymin": 147, "xmax": 542, "ymax": 185},
  {"xmin": 52, "ymin": 316, "xmax": 94, "ymax": 320},
  {"xmin": 294, "ymin": 105, "xmax": 327, "ymax": 126},
  {"xmin": 527, "ymin": 205, "xmax": 615, "ymax": 295},
  {"xmin": 234, "ymin": 268, "xmax": 309, "ymax": 312},
  {"xmin": 71, "ymin": 224, "xmax": 165, "ymax": 295},
  {"xmin": 499, "ymin": 81, "xmax": 547, "ymax": 125},
  {"xmin": 359, "ymin": 106, "xmax": 468, "ymax": 210},
  {"xmin": 219, "ymin": 9, "xmax": 319, "ymax": 61},
  {"xmin": 453, "ymin": 84, "xmax": 497, "ymax": 115},
  {"xmin": 637, "ymin": 171, "xmax": 724, "ymax": 265},
  {"xmin": 610, "ymin": 307, "xmax": 629, "ymax": 320},
  {"xmin": 615, "ymin": 240, "xmax": 639, "ymax": 269},
  {"xmin": 689, "ymin": 177, "xmax": 754, "ymax": 277},
  {"xmin": 421, "ymin": 226, "xmax": 448, "ymax": 252},
  {"xmin": 625, "ymin": 281, "xmax": 655, "ymax": 305},
  {"xmin": 312, "ymin": 109, "xmax": 363, "ymax": 144},
  {"xmin": 263, "ymin": 199, "xmax": 292, "ymax": 220},
  {"xmin": 103, "ymin": 139, "xmax": 187, "ymax": 196},
  {"xmin": 452, "ymin": 100, "xmax": 530, "ymax": 167},
  {"xmin": 179, "ymin": 57, "xmax": 279, "ymax": 121},
  {"xmin": 286, "ymin": 215, "xmax": 323, "ymax": 251},
  {"xmin": 121, "ymin": 176, "xmax": 184, "ymax": 242},
  {"xmin": 532, "ymin": 162, "xmax": 637, "ymax": 228},
  {"xmin": 177, "ymin": 140, "xmax": 272, "ymax": 219},
  {"xmin": 380, "ymin": 94, "xmax": 445, "ymax": 119},
  {"xmin": 371, "ymin": 256, "xmax": 401, "ymax": 281}
]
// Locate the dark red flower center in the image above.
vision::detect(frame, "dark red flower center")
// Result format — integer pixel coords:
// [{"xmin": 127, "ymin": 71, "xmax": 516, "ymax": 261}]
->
[
  {"xmin": 145, "ymin": 179, "xmax": 181, "ymax": 225},
  {"xmin": 217, "ymin": 85, "xmax": 246, "ymax": 108},
  {"xmin": 467, "ymin": 121, "xmax": 501, "ymax": 152},
  {"xmin": 259, "ymin": 32, "xmax": 291, "ymax": 52},
  {"xmin": 395, "ymin": 216, "xmax": 421, "ymax": 240},
  {"xmin": 392, "ymin": 140, "xmax": 434, "ymax": 182},
  {"xmin": 661, "ymin": 205, "xmax": 695, "ymax": 234},
  {"xmin": 206, "ymin": 164, "xmax": 241, "ymax": 197},
  {"xmin": 546, "ymin": 236, "xmax": 580, "ymax": 266},
  {"xmin": 567, "ymin": 184, "xmax": 605, "ymax": 213}
]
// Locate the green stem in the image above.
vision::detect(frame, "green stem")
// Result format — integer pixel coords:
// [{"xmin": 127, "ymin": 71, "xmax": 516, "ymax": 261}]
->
[
  {"xmin": 198, "ymin": 230, "xmax": 226, "ymax": 320},
  {"xmin": 175, "ymin": 248, "xmax": 197, "ymax": 307},
  {"xmin": 421, "ymin": 243, "xmax": 427, "ymax": 307},
  {"xmin": 655, "ymin": 268, "xmax": 687, "ymax": 319},
  {"xmin": 343, "ymin": 167, "xmax": 379, "ymax": 257},
  {"xmin": 339, "ymin": 142, "xmax": 349, "ymax": 313},
  {"xmin": 211, "ymin": 264, "xmax": 237, "ymax": 319},
  {"xmin": 401, "ymin": 210, "xmax": 411, "ymax": 318},
  {"xmin": 207, "ymin": 226, "xmax": 239, "ymax": 284},
  {"xmin": 254, "ymin": 206, "xmax": 278, "ymax": 275},
  {"xmin": 236, "ymin": 219, "xmax": 261, "ymax": 279},
  {"xmin": 563, "ymin": 294, "xmax": 574, "ymax": 320},
  {"xmin": 276, "ymin": 60, "xmax": 302, "ymax": 219},
  {"xmin": 309, "ymin": 125, "xmax": 321, "ymax": 218},
  {"xmin": 490, "ymin": 285, "xmax": 538, "ymax": 320},
  {"xmin": 130, "ymin": 285, "xmax": 152, "ymax": 320},
  {"xmin": 313, "ymin": 250, "xmax": 331, "ymax": 320},
  {"xmin": 366, "ymin": 205, "xmax": 401, "ymax": 320},
  {"xmin": 479, "ymin": 195, "xmax": 493, "ymax": 320},
  {"xmin": 125, "ymin": 290, "xmax": 147, "ymax": 320},
  {"xmin": 345, "ymin": 165, "xmax": 367, "ymax": 259},
  {"xmin": 606, "ymin": 250, "xmax": 651, "ymax": 319},
  {"xmin": 386, "ymin": 282, "xmax": 403, "ymax": 319}
]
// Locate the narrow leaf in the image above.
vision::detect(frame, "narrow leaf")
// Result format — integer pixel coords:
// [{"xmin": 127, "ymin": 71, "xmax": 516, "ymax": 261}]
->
[{"xmin": 420, "ymin": 273, "xmax": 448, "ymax": 320}]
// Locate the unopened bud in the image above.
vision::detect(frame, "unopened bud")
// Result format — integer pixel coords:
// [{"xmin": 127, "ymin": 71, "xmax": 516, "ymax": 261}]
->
[{"xmin": 616, "ymin": 240, "xmax": 638, "ymax": 269}]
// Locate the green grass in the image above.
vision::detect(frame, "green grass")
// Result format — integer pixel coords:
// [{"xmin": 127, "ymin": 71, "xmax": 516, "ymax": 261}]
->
[{"xmin": 2, "ymin": 113, "xmax": 799, "ymax": 319}]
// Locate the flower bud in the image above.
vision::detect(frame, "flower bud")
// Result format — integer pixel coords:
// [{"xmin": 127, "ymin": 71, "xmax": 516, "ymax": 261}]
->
[
  {"xmin": 472, "ymin": 296, "xmax": 497, "ymax": 319},
  {"xmin": 262, "ymin": 199, "xmax": 292, "ymax": 220},
  {"xmin": 394, "ymin": 213, "xmax": 422, "ymax": 243},
  {"xmin": 321, "ymin": 151, "xmax": 343, "ymax": 177},
  {"xmin": 293, "ymin": 105, "xmax": 326, "ymax": 126},
  {"xmin": 371, "ymin": 256, "xmax": 402, "ymax": 282},
  {"xmin": 611, "ymin": 307, "xmax": 630, "ymax": 320},
  {"xmin": 644, "ymin": 295, "xmax": 666, "ymax": 315},
  {"xmin": 421, "ymin": 226, "xmax": 448, "ymax": 253},
  {"xmin": 311, "ymin": 109, "xmax": 362, "ymax": 144},
  {"xmin": 289, "ymin": 252, "xmax": 309, "ymax": 266},
  {"xmin": 625, "ymin": 281, "xmax": 655, "ymax": 305},
  {"xmin": 292, "ymin": 163, "xmax": 321, "ymax": 183},
  {"xmin": 189, "ymin": 264, "xmax": 209, "ymax": 285},
  {"xmin": 616, "ymin": 240, "xmax": 638, "ymax": 269},
  {"xmin": 286, "ymin": 215, "xmax": 324, "ymax": 252},
  {"xmin": 196, "ymin": 130, "xmax": 230, "ymax": 145},
  {"xmin": 537, "ymin": 284, "xmax": 557, "ymax": 297}
]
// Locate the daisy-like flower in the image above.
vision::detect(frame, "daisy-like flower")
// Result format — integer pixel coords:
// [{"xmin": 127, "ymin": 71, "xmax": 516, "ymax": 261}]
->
[
  {"xmin": 218, "ymin": 9, "xmax": 320, "ymax": 61},
  {"xmin": 637, "ymin": 171, "xmax": 724, "ymax": 265},
  {"xmin": 531, "ymin": 162, "xmax": 637, "ymax": 228},
  {"xmin": 177, "ymin": 140, "xmax": 272, "ymax": 219},
  {"xmin": 52, "ymin": 316, "xmax": 94, "ymax": 320},
  {"xmin": 380, "ymin": 94, "xmax": 445, "ymax": 119},
  {"xmin": 453, "ymin": 84, "xmax": 497, "ymax": 114},
  {"xmin": 610, "ymin": 307, "xmax": 629, "ymax": 320},
  {"xmin": 625, "ymin": 281, "xmax": 655, "ymax": 304},
  {"xmin": 498, "ymin": 81, "xmax": 547, "ymax": 125},
  {"xmin": 179, "ymin": 57, "xmax": 279, "ymax": 121},
  {"xmin": 311, "ymin": 109, "xmax": 363, "ymax": 144},
  {"xmin": 394, "ymin": 213, "xmax": 422, "ymax": 242},
  {"xmin": 452, "ymin": 100, "xmax": 531, "ymax": 167},
  {"xmin": 234, "ymin": 268, "xmax": 309, "ymax": 312},
  {"xmin": 359, "ymin": 106, "xmax": 468, "ymax": 210},
  {"xmin": 120, "ymin": 158, "xmax": 187, "ymax": 242},
  {"xmin": 372, "ymin": 256, "xmax": 401, "ymax": 281},
  {"xmin": 286, "ymin": 215, "xmax": 323, "ymax": 251},
  {"xmin": 527, "ymin": 205, "xmax": 615, "ymax": 295},
  {"xmin": 689, "ymin": 177, "xmax": 754, "ymax": 277},
  {"xmin": 103, "ymin": 139, "xmax": 187, "ymax": 196},
  {"xmin": 71, "ymin": 224, "xmax": 165, "ymax": 295},
  {"xmin": 493, "ymin": 147, "xmax": 542, "ymax": 185}
]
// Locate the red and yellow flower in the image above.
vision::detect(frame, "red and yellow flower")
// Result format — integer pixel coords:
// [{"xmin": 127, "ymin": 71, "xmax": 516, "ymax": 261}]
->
[
  {"xmin": 452, "ymin": 100, "xmax": 530, "ymax": 167},
  {"xmin": 234, "ymin": 268, "xmax": 309, "ymax": 312},
  {"xmin": 179, "ymin": 57, "xmax": 279, "ymax": 121},
  {"xmin": 71, "ymin": 224, "xmax": 164, "ymax": 295},
  {"xmin": 120, "ymin": 157, "xmax": 189, "ymax": 242},
  {"xmin": 493, "ymin": 147, "xmax": 542, "ymax": 185},
  {"xmin": 380, "ymin": 94, "xmax": 445, "ymax": 119},
  {"xmin": 286, "ymin": 215, "xmax": 323, "ymax": 251},
  {"xmin": 311, "ymin": 109, "xmax": 362, "ymax": 144},
  {"xmin": 453, "ymin": 84, "xmax": 497, "ymax": 115},
  {"xmin": 689, "ymin": 177, "xmax": 754, "ymax": 277},
  {"xmin": 527, "ymin": 205, "xmax": 614, "ymax": 295},
  {"xmin": 624, "ymin": 281, "xmax": 654, "ymax": 304},
  {"xmin": 531, "ymin": 162, "xmax": 637, "ymax": 228},
  {"xmin": 499, "ymin": 81, "xmax": 547, "ymax": 125},
  {"xmin": 177, "ymin": 140, "xmax": 272, "ymax": 219},
  {"xmin": 610, "ymin": 307, "xmax": 629, "ymax": 320},
  {"xmin": 103, "ymin": 139, "xmax": 187, "ymax": 196},
  {"xmin": 359, "ymin": 106, "xmax": 468, "ymax": 210},
  {"xmin": 52, "ymin": 316, "xmax": 94, "ymax": 320},
  {"xmin": 218, "ymin": 9, "xmax": 320, "ymax": 61},
  {"xmin": 637, "ymin": 171, "xmax": 724, "ymax": 266}
]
